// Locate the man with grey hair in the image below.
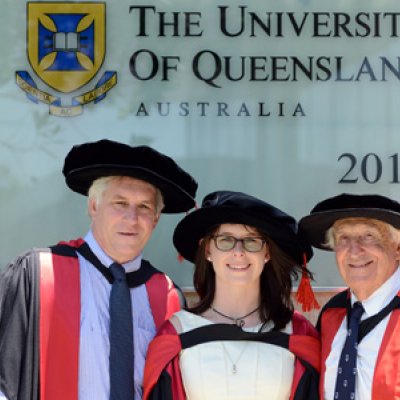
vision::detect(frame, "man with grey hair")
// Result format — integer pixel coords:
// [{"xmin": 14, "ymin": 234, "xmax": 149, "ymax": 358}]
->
[
  {"xmin": 0, "ymin": 139, "xmax": 198, "ymax": 400},
  {"xmin": 300, "ymin": 193, "xmax": 400, "ymax": 400}
]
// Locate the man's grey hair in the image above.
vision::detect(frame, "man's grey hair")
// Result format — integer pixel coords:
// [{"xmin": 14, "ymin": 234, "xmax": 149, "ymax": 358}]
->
[{"xmin": 88, "ymin": 176, "xmax": 164, "ymax": 215}]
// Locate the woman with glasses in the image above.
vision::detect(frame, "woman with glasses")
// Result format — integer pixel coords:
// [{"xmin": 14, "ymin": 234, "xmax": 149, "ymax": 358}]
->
[{"xmin": 143, "ymin": 190, "xmax": 320, "ymax": 400}]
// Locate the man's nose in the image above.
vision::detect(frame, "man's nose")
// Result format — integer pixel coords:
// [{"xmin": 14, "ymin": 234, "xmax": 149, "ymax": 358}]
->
[
  {"xmin": 125, "ymin": 206, "xmax": 139, "ymax": 221},
  {"xmin": 348, "ymin": 237, "xmax": 364, "ymax": 253}
]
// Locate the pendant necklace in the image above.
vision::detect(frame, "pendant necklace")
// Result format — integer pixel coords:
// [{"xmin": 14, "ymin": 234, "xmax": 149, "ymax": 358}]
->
[
  {"xmin": 220, "ymin": 341, "xmax": 248, "ymax": 374},
  {"xmin": 211, "ymin": 305, "xmax": 260, "ymax": 327}
]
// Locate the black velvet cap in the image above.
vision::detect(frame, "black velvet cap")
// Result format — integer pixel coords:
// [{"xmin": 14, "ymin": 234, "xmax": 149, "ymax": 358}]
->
[
  {"xmin": 299, "ymin": 193, "xmax": 400, "ymax": 250},
  {"xmin": 63, "ymin": 139, "xmax": 198, "ymax": 213},
  {"xmin": 173, "ymin": 190, "xmax": 313, "ymax": 264}
]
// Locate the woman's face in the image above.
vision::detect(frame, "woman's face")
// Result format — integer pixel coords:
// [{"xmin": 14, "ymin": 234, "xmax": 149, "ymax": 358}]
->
[{"xmin": 206, "ymin": 224, "xmax": 270, "ymax": 290}]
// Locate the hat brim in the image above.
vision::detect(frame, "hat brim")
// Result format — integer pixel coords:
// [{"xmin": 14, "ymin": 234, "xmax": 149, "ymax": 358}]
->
[
  {"xmin": 173, "ymin": 207, "xmax": 311, "ymax": 264},
  {"xmin": 300, "ymin": 208, "xmax": 400, "ymax": 250},
  {"xmin": 65, "ymin": 164, "xmax": 196, "ymax": 214}
]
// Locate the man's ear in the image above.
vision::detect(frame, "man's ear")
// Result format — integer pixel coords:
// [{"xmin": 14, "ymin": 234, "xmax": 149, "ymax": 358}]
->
[
  {"xmin": 396, "ymin": 242, "xmax": 400, "ymax": 262},
  {"xmin": 153, "ymin": 212, "xmax": 161, "ymax": 228},
  {"xmin": 88, "ymin": 197, "xmax": 97, "ymax": 219}
]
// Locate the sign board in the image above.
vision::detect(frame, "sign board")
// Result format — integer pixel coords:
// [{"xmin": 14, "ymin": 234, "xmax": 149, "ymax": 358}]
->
[{"xmin": 1, "ymin": 0, "xmax": 400, "ymax": 288}]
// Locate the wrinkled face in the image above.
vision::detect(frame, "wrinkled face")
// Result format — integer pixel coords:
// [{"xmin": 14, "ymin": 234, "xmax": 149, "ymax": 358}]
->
[
  {"xmin": 333, "ymin": 219, "xmax": 400, "ymax": 300},
  {"xmin": 206, "ymin": 224, "xmax": 269, "ymax": 290},
  {"xmin": 89, "ymin": 177, "xmax": 160, "ymax": 264}
]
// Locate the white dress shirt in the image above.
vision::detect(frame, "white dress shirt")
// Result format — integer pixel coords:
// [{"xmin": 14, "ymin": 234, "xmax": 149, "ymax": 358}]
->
[
  {"xmin": 0, "ymin": 231, "xmax": 156, "ymax": 400},
  {"xmin": 324, "ymin": 266, "xmax": 400, "ymax": 400}
]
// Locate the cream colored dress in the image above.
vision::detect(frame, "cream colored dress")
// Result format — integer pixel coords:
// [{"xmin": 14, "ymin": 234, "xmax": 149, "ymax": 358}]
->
[{"xmin": 175, "ymin": 310, "xmax": 295, "ymax": 400}]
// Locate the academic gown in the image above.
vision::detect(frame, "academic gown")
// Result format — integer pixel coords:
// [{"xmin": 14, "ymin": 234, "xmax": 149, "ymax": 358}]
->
[
  {"xmin": 317, "ymin": 289, "xmax": 400, "ymax": 399},
  {"xmin": 0, "ymin": 238, "xmax": 182, "ymax": 400},
  {"xmin": 143, "ymin": 312, "xmax": 321, "ymax": 400}
]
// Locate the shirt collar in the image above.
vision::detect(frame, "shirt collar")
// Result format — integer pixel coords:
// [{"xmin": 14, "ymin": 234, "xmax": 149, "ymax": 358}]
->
[
  {"xmin": 351, "ymin": 266, "xmax": 400, "ymax": 317},
  {"xmin": 84, "ymin": 230, "xmax": 142, "ymax": 273}
]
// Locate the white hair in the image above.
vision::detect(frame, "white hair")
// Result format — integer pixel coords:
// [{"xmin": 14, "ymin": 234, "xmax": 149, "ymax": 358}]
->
[{"xmin": 88, "ymin": 176, "xmax": 164, "ymax": 214}]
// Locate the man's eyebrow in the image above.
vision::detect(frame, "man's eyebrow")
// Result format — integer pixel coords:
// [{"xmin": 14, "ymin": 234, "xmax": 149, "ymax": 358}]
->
[{"xmin": 111, "ymin": 194, "xmax": 127, "ymax": 200}]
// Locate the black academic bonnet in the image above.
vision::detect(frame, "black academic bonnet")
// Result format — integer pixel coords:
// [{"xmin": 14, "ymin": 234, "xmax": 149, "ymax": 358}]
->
[
  {"xmin": 299, "ymin": 193, "xmax": 400, "ymax": 250},
  {"xmin": 63, "ymin": 139, "xmax": 198, "ymax": 213},
  {"xmin": 173, "ymin": 190, "xmax": 313, "ymax": 264}
]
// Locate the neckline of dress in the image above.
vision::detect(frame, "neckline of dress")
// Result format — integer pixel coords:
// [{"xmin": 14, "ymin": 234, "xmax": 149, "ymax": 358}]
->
[{"xmin": 181, "ymin": 309, "xmax": 271, "ymax": 331}]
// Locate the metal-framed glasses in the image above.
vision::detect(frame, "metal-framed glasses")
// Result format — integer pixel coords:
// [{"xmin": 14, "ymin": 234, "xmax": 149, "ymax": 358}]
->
[
  {"xmin": 334, "ymin": 232, "xmax": 382, "ymax": 249},
  {"xmin": 212, "ymin": 235, "xmax": 266, "ymax": 252}
]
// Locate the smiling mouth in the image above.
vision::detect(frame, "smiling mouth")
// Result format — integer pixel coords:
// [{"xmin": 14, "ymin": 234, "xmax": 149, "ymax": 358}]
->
[
  {"xmin": 227, "ymin": 264, "xmax": 250, "ymax": 270},
  {"xmin": 349, "ymin": 260, "xmax": 373, "ymax": 269}
]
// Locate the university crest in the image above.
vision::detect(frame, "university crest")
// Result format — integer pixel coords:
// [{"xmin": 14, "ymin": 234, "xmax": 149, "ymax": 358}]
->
[{"xmin": 16, "ymin": 2, "xmax": 117, "ymax": 116}]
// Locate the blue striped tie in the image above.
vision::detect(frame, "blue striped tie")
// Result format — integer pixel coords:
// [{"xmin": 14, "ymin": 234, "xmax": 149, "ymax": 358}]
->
[
  {"xmin": 109, "ymin": 262, "xmax": 135, "ymax": 400},
  {"xmin": 333, "ymin": 301, "xmax": 364, "ymax": 400}
]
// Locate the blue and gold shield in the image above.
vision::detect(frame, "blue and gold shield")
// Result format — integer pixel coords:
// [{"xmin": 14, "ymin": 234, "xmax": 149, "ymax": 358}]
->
[{"xmin": 27, "ymin": 2, "xmax": 105, "ymax": 93}]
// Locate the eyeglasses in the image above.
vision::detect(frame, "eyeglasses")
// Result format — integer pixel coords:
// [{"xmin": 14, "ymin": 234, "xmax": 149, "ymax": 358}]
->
[
  {"xmin": 334, "ymin": 232, "xmax": 382, "ymax": 249},
  {"xmin": 211, "ymin": 235, "xmax": 266, "ymax": 252}
]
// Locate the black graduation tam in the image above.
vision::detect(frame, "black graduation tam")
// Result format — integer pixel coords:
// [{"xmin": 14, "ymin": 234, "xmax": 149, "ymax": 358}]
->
[
  {"xmin": 63, "ymin": 139, "xmax": 198, "ymax": 213},
  {"xmin": 299, "ymin": 193, "xmax": 400, "ymax": 250},
  {"xmin": 173, "ymin": 190, "xmax": 313, "ymax": 265}
]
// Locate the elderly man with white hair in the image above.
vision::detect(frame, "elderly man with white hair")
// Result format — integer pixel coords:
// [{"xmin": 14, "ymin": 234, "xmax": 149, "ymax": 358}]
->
[{"xmin": 300, "ymin": 193, "xmax": 400, "ymax": 400}]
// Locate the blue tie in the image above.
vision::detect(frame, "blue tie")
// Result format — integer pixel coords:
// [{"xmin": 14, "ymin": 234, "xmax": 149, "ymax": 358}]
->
[
  {"xmin": 333, "ymin": 301, "xmax": 364, "ymax": 400},
  {"xmin": 109, "ymin": 263, "xmax": 135, "ymax": 400}
]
